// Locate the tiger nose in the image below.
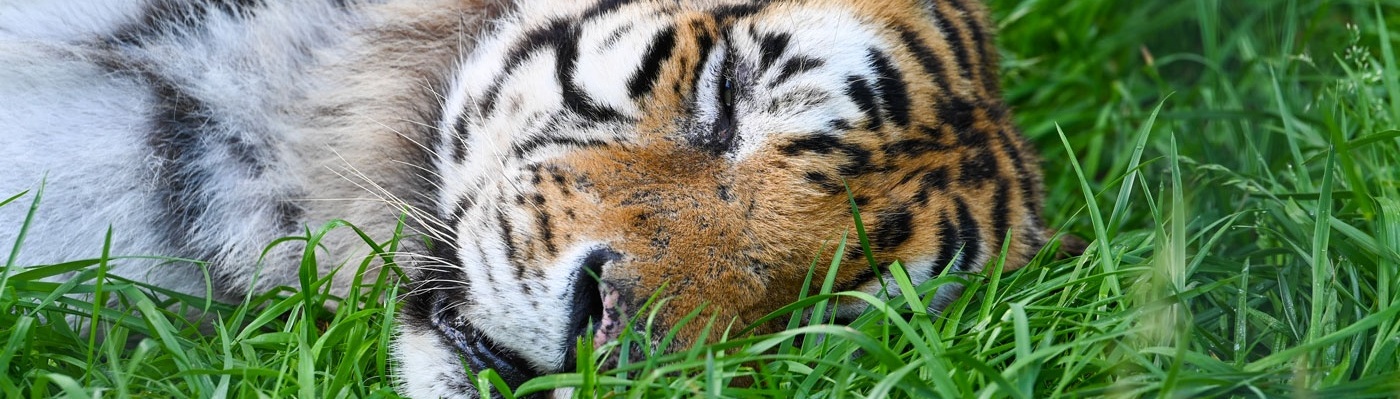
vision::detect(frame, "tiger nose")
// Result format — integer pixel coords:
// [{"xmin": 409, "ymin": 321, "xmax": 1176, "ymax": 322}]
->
[{"xmin": 566, "ymin": 247, "xmax": 625, "ymax": 348}]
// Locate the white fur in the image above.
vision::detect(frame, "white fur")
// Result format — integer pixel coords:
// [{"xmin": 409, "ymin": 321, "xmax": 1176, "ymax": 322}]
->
[
  {"xmin": 394, "ymin": 323, "xmax": 477, "ymax": 399},
  {"xmin": 0, "ymin": 42, "xmax": 194, "ymax": 289},
  {"xmin": 725, "ymin": 6, "xmax": 884, "ymax": 161},
  {"xmin": 0, "ymin": 1, "xmax": 150, "ymax": 40}
]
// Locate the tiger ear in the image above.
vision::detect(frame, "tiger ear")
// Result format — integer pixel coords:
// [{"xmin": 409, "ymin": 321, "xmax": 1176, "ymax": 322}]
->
[{"xmin": 1046, "ymin": 229, "xmax": 1088, "ymax": 258}]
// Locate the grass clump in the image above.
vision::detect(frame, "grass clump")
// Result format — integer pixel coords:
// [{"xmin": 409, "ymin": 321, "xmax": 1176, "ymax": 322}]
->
[
  {"xmin": 0, "ymin": 198, "xmax": 407, "ymax": 397},
  {"xmin": 3, "ymin": 0, "xmax": 1400, "ymax": 397}
]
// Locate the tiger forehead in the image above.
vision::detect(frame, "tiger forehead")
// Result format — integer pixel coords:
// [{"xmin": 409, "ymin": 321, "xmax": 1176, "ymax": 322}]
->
[
  {"xmin": 571, "ymin": 1, "xmax": 964, "ymax": 91},
  {"xmin": 567, "ymin": 1, "xmax": 928, "ymax": 124},
  {"xmin": 450, "ymin": 0, "xmax": 1001, "ymax": 166}
]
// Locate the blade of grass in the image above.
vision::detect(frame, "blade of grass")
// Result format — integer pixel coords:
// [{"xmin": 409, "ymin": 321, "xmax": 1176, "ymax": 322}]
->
[
  {"xmin": 1057, "ymin": 124, "xmax": 1121, "ymax": 297},
  {"xmin": 1108, "ymin": 97, "xmax": 1167, "ymax": 233},
  {"xmin": 2, "ymin": 180, "xmax": 43, "ymax": 292}
]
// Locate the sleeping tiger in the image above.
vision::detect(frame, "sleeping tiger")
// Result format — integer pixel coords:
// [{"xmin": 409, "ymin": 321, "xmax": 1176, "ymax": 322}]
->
[{"xmin": 0, "ymin": 0, "xmax": 1049, "ymax": 397}]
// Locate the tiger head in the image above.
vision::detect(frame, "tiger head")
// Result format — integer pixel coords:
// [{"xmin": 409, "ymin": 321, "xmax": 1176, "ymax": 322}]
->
[{"xmin": 395, "ymin": 0, "xmax": 1047, "ymax": 395}]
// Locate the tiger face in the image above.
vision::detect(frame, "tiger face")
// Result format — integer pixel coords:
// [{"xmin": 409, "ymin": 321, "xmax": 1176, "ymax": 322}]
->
[{"xmin": 396, "ymin": 0, "xmax": 1046, "ymax": 395}]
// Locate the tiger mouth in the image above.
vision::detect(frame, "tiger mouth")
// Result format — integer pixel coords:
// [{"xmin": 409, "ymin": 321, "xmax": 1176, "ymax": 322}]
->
[
  {"xmin": 425, "ymin": 290, "xmax": 541, "ymax": 389},
  {"xmin": 425, "ymin": 286, "xmax": 639, "ymax": 395}
]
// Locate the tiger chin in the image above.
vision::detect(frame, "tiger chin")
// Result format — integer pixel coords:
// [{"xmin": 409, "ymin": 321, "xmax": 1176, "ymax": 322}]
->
[{"xmin": 0, "ymin": 0, "xmax": 1050, "ymax": 397}]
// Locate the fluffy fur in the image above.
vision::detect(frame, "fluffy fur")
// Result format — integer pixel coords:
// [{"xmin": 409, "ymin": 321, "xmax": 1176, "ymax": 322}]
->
[{"xmin": 0, "ymin": 0, "xmax": 1049, "ymax": 397}]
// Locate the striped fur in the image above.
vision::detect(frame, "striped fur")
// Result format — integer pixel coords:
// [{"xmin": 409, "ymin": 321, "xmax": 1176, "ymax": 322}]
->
[{"xmin": 0, "ymin": 0, "xmax": 1047, "ymax": 397}]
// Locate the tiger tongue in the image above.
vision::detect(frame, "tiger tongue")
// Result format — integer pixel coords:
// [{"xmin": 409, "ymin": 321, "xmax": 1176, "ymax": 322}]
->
[{"xmin": 593, "ymin": 288, "xmax": 627, "ymax": 349}]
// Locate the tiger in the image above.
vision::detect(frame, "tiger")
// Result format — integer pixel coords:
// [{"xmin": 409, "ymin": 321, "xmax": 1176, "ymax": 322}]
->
[{"xmin": 0, "ymin": 0, "xmax": 1052, "ymax": 397}]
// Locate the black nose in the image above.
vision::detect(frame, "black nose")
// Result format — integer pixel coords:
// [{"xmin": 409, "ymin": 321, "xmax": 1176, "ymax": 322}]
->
[{"xmin": 562, "ymin": 247, "xmax": 621, "ymax": 368}]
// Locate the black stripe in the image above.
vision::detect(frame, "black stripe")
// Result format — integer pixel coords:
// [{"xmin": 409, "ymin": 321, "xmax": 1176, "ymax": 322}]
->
[
  {"xmin": 958, "ymin": 150, "xmax": 999, "ymax": 184},
  {"xmin": 934, "ymin": 212, "xmax": 959, "ymax": 273},
  {"xmin": 938, "ymin": 98, "xmax": 986, "ymax": 147},
  {"xmin": 780, "ymin": 134, "xmax": 874, "ymax": 176},
  {"xmin": 991, "ymin": 179, "xmax": 1011, "ymax": 253},
  {"xmin": 110, "ymin": 0, "xmax": 266, "ymax": 45},
  {"xmin": 894, "ymin": 26, "xmax": 952, "ymax": 96},
  {"xmin": 997, "ymin": 128, "xmax": 1041, "ymax": 216},
  {"xmin": 452, "ymin": 116, "xmax": 471, "ymax": 162},
  {"xmin": 537, "ymin": 210, "xmax": 558, "ymax": 256},
  {"xmin": 689, "ymin": 22, "xmax": 717, "ymax": 92},
  {"xmin": 582, "ymin": 0, "xmax": 636, "ymax": 19},
  {"xmin": 953, "ymin": 197, "xmax": 981, "ymax": 270},
  {"xmin": 527, "ymin": 165, "xmax": 544, "ymax": 185},
  {"xmin": 508, "ymin": 20, "xmax": 572, "ymax": 69},
  {"xmin": 554, "ymin": 23, "xmax": 627, "ymax": 121},
  {"xmin": 480, "ymin": 20, "xmax": 574, "ymax": 116},
  {"xmin": 628, "ymin": 26, "xmax": 678, "ymax": 98},
  {"xmin": 511, "ymin": 134, "xmax": 611, "ymax": 158},
  {"xmin": 600, "ymin": 22, "xmax": 637, "ymax": 49},
  {"xmin": 757, "ymin": 32, "xmax": 791, "ymax": 71},
  {"xmin": 110, "ymin": 55, "xmax": 306, "ymax": 275},
  {"xmin": 274, "ymin": 201, "xmax": 304, "ymax": 233},
  {"xmin": 844, "ymin": 76, "xmax": 883, "ymax": 131},
  {"xmin": 146, "ymin": 74, "xmax": 218, "ymax": 263},
  {"xmin": 712, "ymin": 4, "xmax": 765, "ymax": 21},
  {"xmin": 836, "ymin": 265, "xmax": 877, "ymax": 292},
  {"xmin": 945, "ymin": 0, "xmax": 997, "ymax": 95},
  {"xmin": 780, "ymin": 134, "xmax": 843, "ymax": 155},
  {"xmin": 764, "ymin": 90, "xmax": 825, "ymax": 114},
  {"xmin": 866, "ymin": 48, "xmax": 911, "ymax": 127},
  {"xmin": 499, "ymin": 207, "xmax": 524, "ymax": 280},
  {"xmin": 881, "ymin": 138, "xmax": 950, "ymax": 158},
  {"xmin": 929, "ymin": 5, "xmax": 976, "ymax": 87},
  {"xmin": 913, "ymin": 167, "xmax": 950, "ymax": 205},
  {"xmin": 447, "ymin": 195, "xmax": 471, "ymax": 234},
  {"xmin": 223, "ymin": 135, "xmax": 268, "ymax": 175},
  {"xmin": 835, "ymin": 143, "xmax": 874, "ymax": 177},
  {"xmin": 827, "ymin": 118, "xmax": 854, "ymax": 131},
  {"xmin": 716, "ymin": 184, "xmax": 735, "ymax": 202},
  {"xmin": 769, "ymin": 56, "xmax": 823, "ymax": 88},
  {"xmin": 424, "ymin": 226, "xmax": 466, "ymax": 285},
  {"xmin": 873, "ymin": 208, "xmax": 914, "ymax": 251},
  {"xmin": 854, "ymin": 195, "xmax": 871, "ymax": 208},
  {"xmin": 920, "ymin": 125, "xmax": 947, "ymax": 141},
  {"xmin": 803, "ymin": 171, "xmax": 845, "ymax": 194},
  {"xmin": 482, "ymin": 244, "xmax": 502, "ymax": 289},
  {"xmin": 897, "ymin": 167, "xmax": 927, "ymax": 186}
]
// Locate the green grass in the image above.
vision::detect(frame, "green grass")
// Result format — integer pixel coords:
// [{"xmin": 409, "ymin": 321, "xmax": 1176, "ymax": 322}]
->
[{"xmin": 4, "ymin": 0, "xmax": 1400, "ymax": 397}]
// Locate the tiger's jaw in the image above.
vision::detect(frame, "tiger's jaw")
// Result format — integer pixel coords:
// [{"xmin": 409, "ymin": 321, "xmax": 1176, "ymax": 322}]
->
[
  {"xmin": 394, "ymin": 256, "xmax": 614, "ymax": 398},
  {"xmin": 425, "ymin": 288, "xmax": 540, "ymax": 387}
]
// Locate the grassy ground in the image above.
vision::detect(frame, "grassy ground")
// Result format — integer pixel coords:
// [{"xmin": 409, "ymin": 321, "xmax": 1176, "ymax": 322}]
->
[{"xmin": 4, "ymin": 0, "xmax": 1400, "ymax": 397}]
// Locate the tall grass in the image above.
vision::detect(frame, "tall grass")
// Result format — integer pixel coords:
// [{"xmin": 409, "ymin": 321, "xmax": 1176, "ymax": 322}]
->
[{"xmin": 3, "ymin": 0, "xmax": 1398, "ymax": 397}]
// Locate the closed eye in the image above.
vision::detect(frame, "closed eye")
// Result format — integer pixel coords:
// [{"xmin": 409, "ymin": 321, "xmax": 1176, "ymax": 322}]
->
[{"xmin": 707, "ymin": 48, "xmax": 739, "ymax": 153}]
